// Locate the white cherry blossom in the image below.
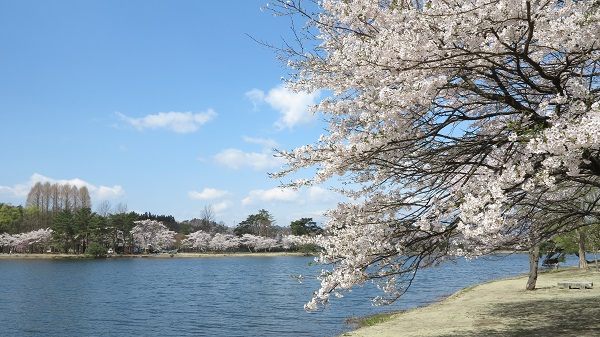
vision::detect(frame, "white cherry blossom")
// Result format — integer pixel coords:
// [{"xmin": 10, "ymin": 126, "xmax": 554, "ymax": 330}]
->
[{"xmin": 267, "ymin": 0, "xmax": 600, "ymax": 310}]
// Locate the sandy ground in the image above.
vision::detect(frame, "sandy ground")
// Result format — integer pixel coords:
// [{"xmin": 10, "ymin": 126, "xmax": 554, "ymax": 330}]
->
[{"xmin": 342, "ymin": 267, "xmax": 600, "ymax": 337}]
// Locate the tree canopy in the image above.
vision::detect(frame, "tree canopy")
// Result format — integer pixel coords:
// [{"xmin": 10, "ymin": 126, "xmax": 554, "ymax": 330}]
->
[
  {"xmin": 267, "ymin": 0, "xmax": 600, "ymax": 310},
  {"xmin": 290, "ymin": 218, "xmax": 323, "ymax": 236},
  {"xmin": 234, "ymin": 209, "xmax": 276, "ymax": 237}
]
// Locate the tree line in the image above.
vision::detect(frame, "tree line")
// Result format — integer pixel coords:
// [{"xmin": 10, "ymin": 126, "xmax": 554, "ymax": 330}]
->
[
  {"xmin": 25, "ymin": 182, "xmax": 91, "ymax": 229},
  {"xmin": 0, "ymin": 184, "xmax": 323, "ymax": 255}
]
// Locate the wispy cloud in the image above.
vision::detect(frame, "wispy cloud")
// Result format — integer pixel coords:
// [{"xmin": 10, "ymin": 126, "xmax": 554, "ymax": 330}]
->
[
  {"xmin": 246, "ymin": 85, "xmax": 320, "ymax": 129},
  {"xmin": 307, "ymin": 186, "xmax": 337, "ymax": 202},
  {"xmin": 242, "ymin": 136, "xmax": 279, "ymax": 149},
  {"xmin": 95, "ymin": 185, "xmax": 125, "ymax": 200},
  {"xmin": 213, "ymin": 148, "xmax": 285, "ymax": 171},
  {"xmin": 242, "ymin": 187, "xmax": 299, "ymax": 206},
  {"xmin": 0, "ymin": 182, "xmax": 30, "ymax": 199},
  {"xmin": 188, "ymin": 188, "xmax": 230, "ymax": 200},
  {"xmin": 0, "ymin": 173, "xmax": 124, "ymax": 201},
  {"xmin": 213, "ymin": 136, "xmax": 284, "ymax": 171},
  {"xmin": 212, "ymin": 200, "xmax": 232, "ymax": 213},
  {"xmin": 116, "ymin": 110, "xmax": 217, "ymax": 133},
  {"xmin": 244, "ymin": 88, "xmax": 265, "ymax": 111}
]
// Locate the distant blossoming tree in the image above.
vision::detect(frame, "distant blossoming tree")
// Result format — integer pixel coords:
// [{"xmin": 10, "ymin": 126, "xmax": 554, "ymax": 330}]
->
[
  {"xmin": 239, "ymin": 233, "xmax": 280, "ymax": 252},
  {"xmin": 209, "ymin": 233, "xmax": 240, "ymax": 252},
  {"xmin": 131, "ymin": 220, "xmax": 175, "ymax": 252},
  {"xmin": 267, "ymin": 0, "xmax": 600, "ymax": 310},
  {"xmin": 0, "ymin": 228, "xmax": 53, "ymax": 253},
  {"xmin": 181, "ymin": 230, "xmax": 213, "ymax": 251},
  {"xmin": 254, "ymin": 236, "xmax": 280, "ymax": 252},
  {"xmin": 280, "ymin": 235, "xmax": 300, "ymax": 250}
]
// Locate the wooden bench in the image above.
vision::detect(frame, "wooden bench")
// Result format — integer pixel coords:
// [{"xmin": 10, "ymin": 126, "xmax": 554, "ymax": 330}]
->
[{"xmin": 557, "ymin": 281, "xmax": 593, "ymax": 289}]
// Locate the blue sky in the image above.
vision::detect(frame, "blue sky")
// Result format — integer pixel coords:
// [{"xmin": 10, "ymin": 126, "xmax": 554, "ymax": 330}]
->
[{"xmin": 0, "ymin": 0, "xmax": 342, "ymax": 227}]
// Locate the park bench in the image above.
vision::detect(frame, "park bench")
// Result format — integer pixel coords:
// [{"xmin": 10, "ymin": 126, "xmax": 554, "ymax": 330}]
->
[{"xmin": 557, "ymin": 281, "xmax": 594, "ymax": 289}]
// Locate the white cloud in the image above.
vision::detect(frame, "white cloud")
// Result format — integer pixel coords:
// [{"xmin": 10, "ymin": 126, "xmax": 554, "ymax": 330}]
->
[
  {"xmin": 0, "ymin": 182, "xmax": 30, "ymax": 199},
  {"xmin": 95, "ymin": 185, "xmax": 125, "ymax": 200},
  {"xmin": 307, "ymin": 186, "xmax": 336, "ymax": 202},
  {"xmin": 0, "ymin": 173, "xmax": 124, "ymax": 201},
  {"xmin": 212, "ymin": 200, "xmax": 232, "ymax": 213},
  {"xmin": 242, "ymin": 136, "xmax": 279, "ymax": 149},
  {"xmin": 239, "ymin": 186, "xmax": 335, "ymax": 207},
  {"xmin": 188, "ymin": 188, "xmax": 230, "ymax": 200},
  {"xmin": 242, "ymin": 188, "xmax": 299, "ymax": 206},
  {"xmin": 116, "ymin": 110, "xmax": 217, "ymax": 133},
  {"xmin": 246, "ymin": 85, "xmax": 320, "ymax": 129},
  {"xmin": 213, "ymin": 148, "xmax": 285, "ymax": 171},
  {"xmin": 245, "ymin": 88, "xmax": 265, "ymax": 110}
]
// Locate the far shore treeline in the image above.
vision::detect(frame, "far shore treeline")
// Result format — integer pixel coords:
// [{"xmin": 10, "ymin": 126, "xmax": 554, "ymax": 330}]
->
[{"xmin": 0, "ymin": 182, "xmax": 323, "ymax": 256}]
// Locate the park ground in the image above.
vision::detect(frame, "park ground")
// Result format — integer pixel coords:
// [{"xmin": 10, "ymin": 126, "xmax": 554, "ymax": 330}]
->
[{"xmin": 343, "ymin": 267, "xmax": 600, "ymax": 337}]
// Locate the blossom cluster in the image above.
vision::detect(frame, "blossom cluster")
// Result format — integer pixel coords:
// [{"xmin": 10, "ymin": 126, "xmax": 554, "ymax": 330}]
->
[
  {"xmin": 269, "ymin": 0, "xmax": 600, "ymax": 310},
  {"xmin": 180, "ymin": 230, "xmax": 306, "ymax": 252},
  {"xmin": 0, "ymin": 228, "xmax": 53, "ymax": 253},
  {"xmin": 131, "ymin": 219, "xmax": 176, "ymax": 252}
]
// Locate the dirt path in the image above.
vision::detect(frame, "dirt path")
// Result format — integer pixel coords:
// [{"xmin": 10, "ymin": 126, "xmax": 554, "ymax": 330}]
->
[{"xmin": 343, "ymin": 268, "xmax": 600, "ymax": 337}]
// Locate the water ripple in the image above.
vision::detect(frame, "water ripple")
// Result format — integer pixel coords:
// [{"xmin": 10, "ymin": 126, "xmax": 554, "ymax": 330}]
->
[{"xmin": 0, "ymin": 254, "xmax": 579, "ymax": 336}]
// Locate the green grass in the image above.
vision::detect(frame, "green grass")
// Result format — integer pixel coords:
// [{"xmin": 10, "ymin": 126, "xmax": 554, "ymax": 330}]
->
[{"xmin": 345, "ymin": 310, "xmax": 402, "ymax": 329}]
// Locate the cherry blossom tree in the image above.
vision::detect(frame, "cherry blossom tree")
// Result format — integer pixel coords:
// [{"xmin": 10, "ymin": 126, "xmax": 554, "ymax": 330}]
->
[
  {"xmin": 238, "ymin": 233, "xmax": 278, "ymax": 252},
  {"xmin": 280, "ymin": 235, "xmax": 299, "ymax": 250},
  {"xmin": 209, "ymin": 233, "xmax": 240, "ymax": 252},
  {"xmin": 181, "ymin": 230, "xmax": 213, "ymax": 252},
  {"xmin": 267, "ymin": 0, "xmax": 600, "ymax": 310},
  {"xmin": 254, "ymin": 236, "xmax": 280, "ymax": 252},
  {"xmin": 0, "ymin": 228, "xmax": 53, "ymax": 253},
  {"xmin": 131, "ymin": 219, "xmax": 176, "ymax": 253},
  {"xmin": 0, "ymin": 233, "xmax": 10, "ymax": 251},
  {"xmin": 181, "ymin": 231, "xmax": 283, "ymax": 253},
  {"xmin": 240, "ymin": 234, "xmax": 261, "ymax": 252}
]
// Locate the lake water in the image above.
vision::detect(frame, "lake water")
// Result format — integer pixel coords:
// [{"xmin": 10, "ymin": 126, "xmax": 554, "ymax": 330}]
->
[{"xmin": 0, "ymin": 254, "xmax": 579, "ymax": 336}]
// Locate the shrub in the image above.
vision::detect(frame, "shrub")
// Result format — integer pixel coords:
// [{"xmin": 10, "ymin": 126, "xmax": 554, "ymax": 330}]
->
[{"xmin": 86, "ymin": 242, "xmax": 107, "ymax": 258}]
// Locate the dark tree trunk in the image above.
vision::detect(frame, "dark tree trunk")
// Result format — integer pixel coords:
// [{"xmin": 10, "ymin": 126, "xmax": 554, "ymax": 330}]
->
[
  {"xmin": 576, "ymin": 229, "xmax": 588, "ymax": 269},
  {"xmin": 526, "ymin": 245, "xmax": 540, "ymax": 290}
]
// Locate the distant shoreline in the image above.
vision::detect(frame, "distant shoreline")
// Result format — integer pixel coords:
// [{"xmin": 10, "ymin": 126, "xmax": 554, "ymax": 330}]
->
[{"xmin": 0, "ymin": 252, "xmax": 312, "ymax": 260}]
